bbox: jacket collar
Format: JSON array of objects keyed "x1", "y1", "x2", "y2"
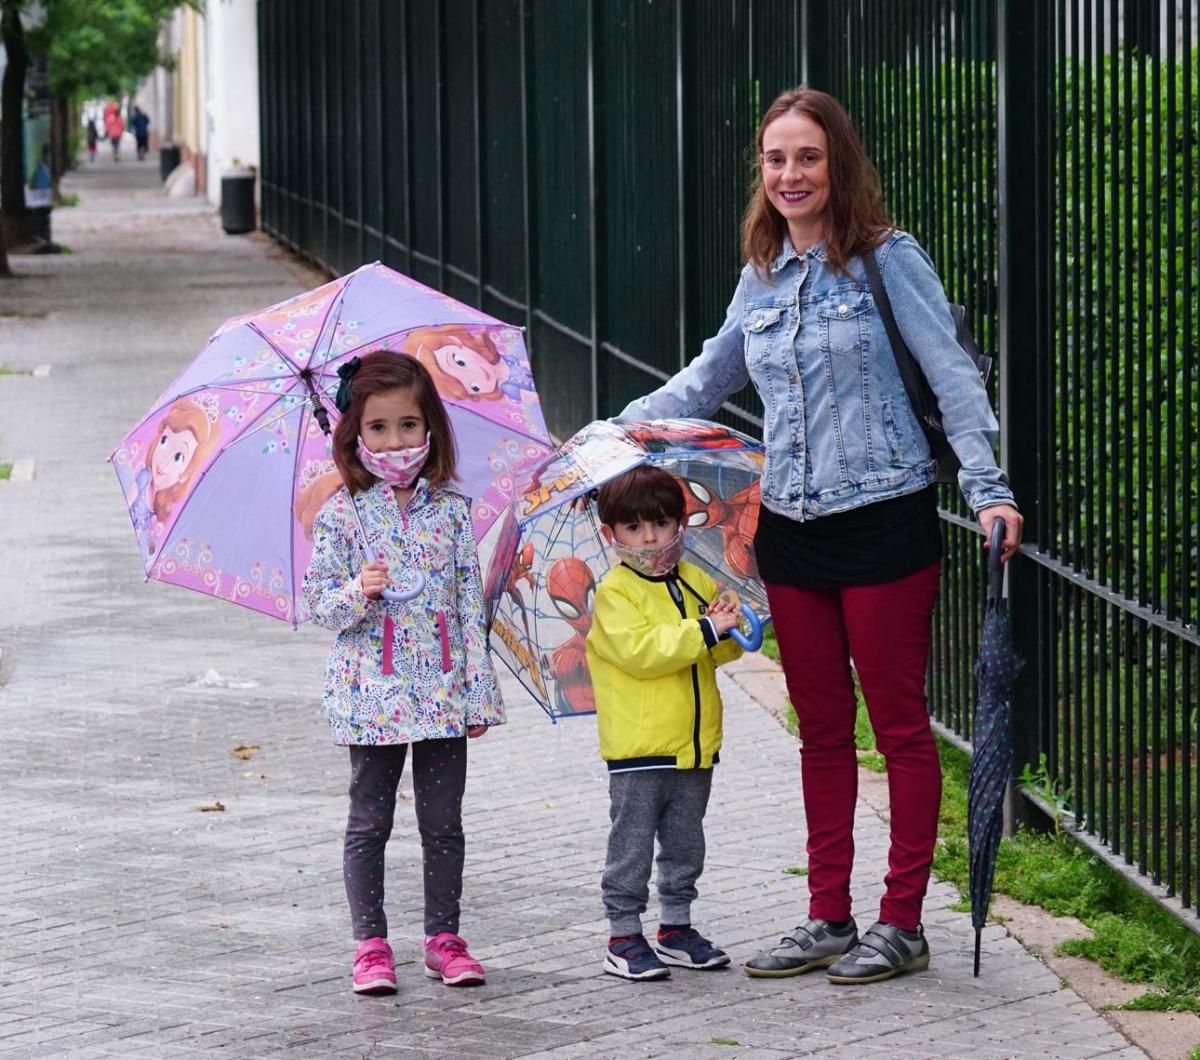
[{"x1": 770, "y1": 234, "x2": 828, "y2": 274}]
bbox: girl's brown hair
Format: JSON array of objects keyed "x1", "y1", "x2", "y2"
[
  {"x1": 595, "y1": 465, "x2": 685, "y2": 528},
  {"x1": 740, "y1": 86, "x2": 893, "y2": 276},
  {"x1": 331, "y1": 350, "x2": 458, "y2": 494}
]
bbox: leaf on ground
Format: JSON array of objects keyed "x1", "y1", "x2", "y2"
[
  {"x1": 231, "y1": 744, "x2": 260, "y2": 759},
  {"x1": 783, "y1": 866, "x2": 808, "y2": 876},
  {"x1": 198, "y1": 800, "x2": 226, "y2": 812}
]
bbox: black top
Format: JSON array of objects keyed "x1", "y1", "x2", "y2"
[{"x1": 754, "y1": 486, "x2": 943, "y2": 588}]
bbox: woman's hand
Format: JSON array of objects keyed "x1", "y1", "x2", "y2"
[
  {"x1": 467, "y1": 725, "x2": 489, "y2": 739},
  {"x1": 978, "y1": 504, "x2": 1024, "y2": 563},
  {"x1": 358, "y1": 560, "x2": 390, "y2": 600}
]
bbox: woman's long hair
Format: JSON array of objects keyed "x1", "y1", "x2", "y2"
[{"x1": 741, "y1": 87, "x2": 893, "y2": 277}]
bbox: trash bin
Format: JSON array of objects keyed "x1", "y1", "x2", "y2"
[
  {"x1": 159, "y1": 143, "x2": 181, "y2": 181},
  {"x1": 220, "y1": 168, "x2": 256, "y2": 235}
]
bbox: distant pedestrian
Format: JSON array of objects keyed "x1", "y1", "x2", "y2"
[
  {"x1": 586, "y1": 465, "x2": 743, "y2": 981},
  {"x1": 130, "y1": 106, "x2": 150, "y2": 161},
  {"x1": 302, "y1": 350, "x2": 505, "y2": 996},
  {"x1": 104, "y1": 103, "x2": 124, "y2": 161},
  {"x1": 86, "y1": 117, "x2": 98, "y2": 163}
]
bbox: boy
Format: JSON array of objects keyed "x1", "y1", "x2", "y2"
[{"x1": 586, "y1": 464, "x2": 744, "y2": 981}]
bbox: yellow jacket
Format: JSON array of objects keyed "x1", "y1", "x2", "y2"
[{"x1": 586, "y1": 560, "x2": 743, "y2": 771}]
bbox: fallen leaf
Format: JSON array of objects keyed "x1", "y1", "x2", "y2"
[
  {"x1": 231, "y1": 744, "x2": 260, "y2": 759},
  {"x1": 198, "y1": 800, "x2": 225, "y2": 812}
]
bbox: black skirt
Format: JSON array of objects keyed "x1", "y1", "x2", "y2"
[{"x1": 754, "y1": 486, "x2": 943, "y2": 589}]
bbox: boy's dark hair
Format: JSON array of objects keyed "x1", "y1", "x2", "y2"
[
  {"x1": 595, "y1": 465, "x2": 685, "y2": 527},
  {"x1": 331, "y1": 350, "x2": 458, "y2": 494}
]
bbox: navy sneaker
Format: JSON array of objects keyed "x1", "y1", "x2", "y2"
[
  {"x1": 654, "y1": 927, "x2": 731, "y2": 970},
  {"x1": 603, "y1": 934, "x2": 671, "y2": 981}
]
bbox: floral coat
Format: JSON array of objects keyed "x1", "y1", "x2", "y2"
[{"x1": 302, "y1": 479, "x2": 505, "y2": 745}]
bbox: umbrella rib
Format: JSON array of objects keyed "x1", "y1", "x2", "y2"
[
  {"x1": 246, "y1": 321, "x2": 305, "y2": 376},
  {"x1": 287, "y1": 402, "x2": 312, "y2": 629}
]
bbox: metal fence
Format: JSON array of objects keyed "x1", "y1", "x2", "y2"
[{"x1": 258, "y1": 0, "x2": 1199, "y2": 922}]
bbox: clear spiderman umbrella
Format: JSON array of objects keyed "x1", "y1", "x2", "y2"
[{"x1": 484, "y1": 418, "x2": 770, "y2": 720}]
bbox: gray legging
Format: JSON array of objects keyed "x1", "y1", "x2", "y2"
[{"x1": 343, "y1": 737, "x2": 467, "y2": 940}]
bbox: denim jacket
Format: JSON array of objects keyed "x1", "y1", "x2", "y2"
[{"x1": 620, "y1": 231, "x2": 1014, "y2": 520}]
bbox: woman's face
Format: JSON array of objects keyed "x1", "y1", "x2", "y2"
[{"x1": 760, "y1": 111, "x2": 830, "y2": 236}]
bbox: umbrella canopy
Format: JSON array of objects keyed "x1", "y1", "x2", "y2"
[
  {"x1": 967, "y1": 517, "x2": 1025, "y2": 976},
  {"x1": 484, "y1": 418, "x2": 769, "y2": 720},
  {"x1": 110, "y1": 262, "x2": 553, "y2": 625}
]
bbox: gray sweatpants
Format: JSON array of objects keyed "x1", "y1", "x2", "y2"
[
  {"x1": 601, "y1": 768, "x2": 714, "y2": 937},
  {"x1": 343, "y1": 737, "x2": 467, "y2": 940}
]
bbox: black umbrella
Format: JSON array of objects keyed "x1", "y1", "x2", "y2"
[{"x1": 968, "y1": 517, "x2": 1025, "y2": 976}]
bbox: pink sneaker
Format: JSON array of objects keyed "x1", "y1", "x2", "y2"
[
  {"x1": 353, "y1": 937, "x2": 397, "y2": 994},
  {"x1": 423, "y1": 932, "x2": 486, "y2": 986}
]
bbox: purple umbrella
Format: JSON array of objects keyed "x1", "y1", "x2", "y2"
[{"x1": 111, "y1": 262, "x2": 553, "y2": 625}]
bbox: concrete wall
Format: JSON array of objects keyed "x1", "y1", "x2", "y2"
[{"x1": 204, "y1": 0, "x2": 261, "y2": 209}]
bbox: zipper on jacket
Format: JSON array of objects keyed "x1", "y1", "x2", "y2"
[{"x1": 666, "y1": 575, "x2": 703, "y2": 769}]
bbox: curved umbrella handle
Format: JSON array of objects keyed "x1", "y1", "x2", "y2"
[
  {"x1": 381, "y1": 570, "x2": 427, "y2": 604},
  {"x1": 988, "y1": 517, "x2": 1006, "y2": 601},
  {"x1": 729, "y1": 603, "x2": 765, "y2": 652}
]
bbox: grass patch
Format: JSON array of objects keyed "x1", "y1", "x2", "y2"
[
  {"x1": 58, "y1": 192, "x2": 80, "y2": 207},
  {"x1": 783, "y1": 865, "x2": 808, "y2": 876},
  {"x1": 930, "y1": 736, "x2": 1200, "y2": 998},
  {"x1": 710, "y1": 1039, "x2": 739, "y2": 1047},
  {"x1": 0, "y1": 307, "x2": 48, "y2": 319},
  {"x1": 1115, "y1": 990, "x2": 1200, "y2": 1013},
  {"x1": 0, "y1": 365, "x2": 32, "y2": 376},
  {"x1": 761, "y1": 625, "x2": 778, "y2": 661},
  {"x1": 0, "y1": 464, "x2": 10, "y2": 481}
]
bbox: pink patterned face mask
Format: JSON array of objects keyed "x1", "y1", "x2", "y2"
[
  {"x1": 612, "y1": 525, "x2": 686, "y2": 577},
  {"x1": 356, "y1": 433, "x2": 431, "y2": 488}
]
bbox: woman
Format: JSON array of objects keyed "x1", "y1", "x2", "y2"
[{"x1": 618, "y1": 87, "x2": 1022, "y2": 985}]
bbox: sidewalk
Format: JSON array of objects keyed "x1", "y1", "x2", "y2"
[{"x1": 0, "y1": 156, "x2": 1144, "y2": 1059}]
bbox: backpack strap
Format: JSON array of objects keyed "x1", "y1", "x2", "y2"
[{"x1": 863, "y1": 247, "x2": 939, "y2": 436}]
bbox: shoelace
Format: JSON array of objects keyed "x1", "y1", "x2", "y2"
[
  {"x1": 435, "y1": 937, "x2": 469, "y2": 958},
  {"x1": 357, "y1": 948, "x2": 391, "y2": 971}
]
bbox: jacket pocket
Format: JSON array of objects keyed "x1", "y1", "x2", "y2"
[
  {"x1": 820, "y1": 290, "x2": 871, "y2": 355},
  {"x1": 743, "y1": 305, "x2": 786, "y2": 369}
]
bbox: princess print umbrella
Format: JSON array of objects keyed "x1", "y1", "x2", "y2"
[{"x1": 111, "y1": 262, "x2": 553, "y2": 624}]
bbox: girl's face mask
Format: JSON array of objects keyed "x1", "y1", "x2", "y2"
[
  {"x1": 356, "y1": 433, "x2": 431, "y2": 488},
  {"x1": 611, "y1": 524, "x2": 686, "y2": 578}
]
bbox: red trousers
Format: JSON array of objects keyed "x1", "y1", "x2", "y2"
[{"x1": 766, "y1": 561, "x2": 942, "y2": 932}]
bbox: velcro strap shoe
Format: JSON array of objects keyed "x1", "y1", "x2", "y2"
[
  {"x1": 743, "y1": 917, "x2": 858, "y2": 977},
  {"x1": 825, "y1": 921, "x2": 930, "y2": 984},
  {"x1": 654, "y1": 927, "x2": 731, "y2": 970},
  {"x1": 604, "y1": 934, "x2": 671, "y2": 981}
]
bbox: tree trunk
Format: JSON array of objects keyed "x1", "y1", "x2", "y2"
[
  {"x1": 1, "y1": 0, "x2": 30, "y2": 245},
  {"x1": 50, "y1": 95, "x2": 69, "y2": 203}
]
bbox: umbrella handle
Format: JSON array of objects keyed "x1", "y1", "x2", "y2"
[
  {"x1": 380, "y1": 570, "x2": 427, "y2": 604},
  {"x1": 988, "y1": 518, "x2": 1006, "y2": 601},
  {"x1": 729, "y1": 603, "x2": 765, "y2": 652}
]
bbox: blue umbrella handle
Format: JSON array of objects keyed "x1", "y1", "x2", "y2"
[
  {"x1": 381, "y1": 570, "x2": 427, "y2": 604},
  {"x1": 729, "y1": 603, "x2": 765, "y2": 652},
  {"x1": 988, "y1": 518, "x2": 1006, "y2": 601}
]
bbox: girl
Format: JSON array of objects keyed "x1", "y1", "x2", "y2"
[{"x1": 302, "y1": 350, "x2": 505, "y2": 995}]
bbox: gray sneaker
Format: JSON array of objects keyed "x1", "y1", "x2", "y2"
[
  {"x1": 825, "y1": 921, "x2": 930, "y2": 984},
  {"x1": 743, "y1": 917, "x2": 859, "y2": 978}
]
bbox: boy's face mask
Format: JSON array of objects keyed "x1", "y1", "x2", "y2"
[
  {"x1": 356, "y1": 433, "x2": 431, "y2": 488},
  {"x1": 611, "y1": 524, "x2": 686, "y2": 578}
]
